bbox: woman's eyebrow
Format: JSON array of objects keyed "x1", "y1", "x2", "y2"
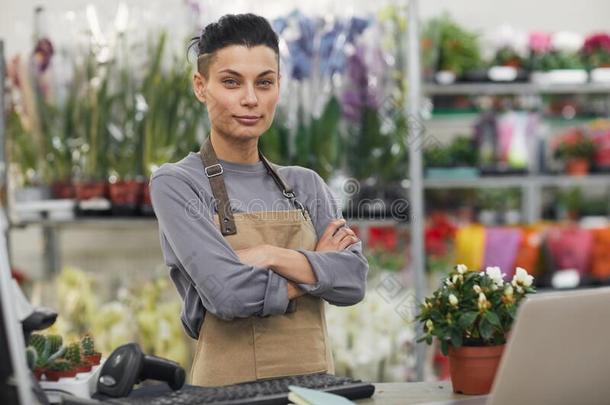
[{"x1": 217, "y1": 69, "x2": 276, "y2": 77}]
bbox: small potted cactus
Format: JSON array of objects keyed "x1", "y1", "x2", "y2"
[
  {"x1": 28, "y1": 333, "x2": 65, "y2": 380},
  {"x1": 64, "y1": 342, "x2": 91, "y2": 373},
  {"x1": 81, "y1": 334, "x2": 101, "y2": 366},
  {"x1": 45, "y1": 359, "x2": 76, "y2": 381}
]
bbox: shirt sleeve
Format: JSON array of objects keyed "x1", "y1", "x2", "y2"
[
  {"x1": 294, "y1": 172, "x2": 369, "y2": 306},
  {"x1": 150, "y1": 172, "x2": 291, "y2": 321}
]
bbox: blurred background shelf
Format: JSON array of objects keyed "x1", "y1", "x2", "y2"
[{"x1": 424, "y1": 82, "x2": 610, "y2": 96}]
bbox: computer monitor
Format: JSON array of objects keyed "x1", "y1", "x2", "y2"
[{"x1": 0, "y1": 208, "x2": 37, "y2": 405}]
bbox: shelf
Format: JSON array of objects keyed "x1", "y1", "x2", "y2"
[
  {"x1": 424, "y1": 82, "x2": 610, "y2": 96},
  {"x1": 423, "y1": 174, "x2": 610, "y2": 189}
]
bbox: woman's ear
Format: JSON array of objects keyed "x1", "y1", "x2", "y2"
[{"x1": 192, "y1": 71, "x2": 207, "y2": 104}]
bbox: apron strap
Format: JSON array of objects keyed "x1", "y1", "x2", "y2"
[
  {"x1": 258, "y1": 152, "x2": 308, "y2": 216},
  {"x1": 200, "y1": 137, "x2": 237, "y2": 236},
  {"x1": 199, "y1": 137, "x2": 309, "y2": 236}
]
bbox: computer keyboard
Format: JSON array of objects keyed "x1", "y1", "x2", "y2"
[{"x1": 106, "y1": 373, "x2": 375, "y2": 405}]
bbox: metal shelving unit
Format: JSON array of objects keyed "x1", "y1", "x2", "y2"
[{"x1": 425, "y1": 82, "x2": 610, "y2": 95}]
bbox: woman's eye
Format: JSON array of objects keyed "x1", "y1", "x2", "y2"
[
  {"x1": 223, "y1": 79, "x2": 238, "y2": 87},
  {"x1": 258, "y1": 79, "x2": 274, "y2": 87}
]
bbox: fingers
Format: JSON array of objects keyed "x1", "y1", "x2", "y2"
[
  {"x1": 320, "y1": 218, "x2": 346, "y2": 241},
  {"x1": 338, "y1": 234, "x2": 360, "y2": 250}
]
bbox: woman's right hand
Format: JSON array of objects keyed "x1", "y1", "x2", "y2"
[
  {"x1": 287, "y1": 280, "x2": 305, "y2": 300},
  {"x1": 315, "y1": 219, "x2": 360, "y2": 252}
]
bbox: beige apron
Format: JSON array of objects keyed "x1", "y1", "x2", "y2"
[{"x1": 190, "y1": 138, "x2": 335, "y2": 387}]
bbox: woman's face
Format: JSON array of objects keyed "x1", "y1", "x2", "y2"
[{"x1": 193, "y1": 45, "x2": 280, "y2": 142}]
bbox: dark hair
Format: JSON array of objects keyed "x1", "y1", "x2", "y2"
[{"x1": 188, "y1": 13, "x2": 279, "y2": 77}]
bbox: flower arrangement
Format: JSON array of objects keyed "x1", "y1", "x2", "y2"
[
  {"x1": 553, "y1": 130, "x2": 597, "y2": 161},
  {"x1": 417, "y1": 264, "x2": 535, "y2": 355},
  {"x1": 581, "y1": 33, "x2": 610, "y2": 69},
  {"x1": 487, "y1": 25, "x2": 528, "y2": 69},
  {"x1": 528, "y1": 31, "x2": 586, "y2": 71}
]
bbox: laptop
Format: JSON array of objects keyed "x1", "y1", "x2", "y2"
[{"x1": 425, "y1": 286, "x2": 610, "y2": 405}]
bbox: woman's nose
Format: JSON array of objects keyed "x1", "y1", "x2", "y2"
[{"x1": 240, "y1": 85, "x2": 258, "y2": 107}]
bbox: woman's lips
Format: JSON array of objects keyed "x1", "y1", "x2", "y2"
[{"x1": 233, "y1": 115, "x2": 262, "y2": 126}]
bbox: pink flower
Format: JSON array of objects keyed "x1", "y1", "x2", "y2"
[
  {"x1": 529, "y1": 31, "x2": 552, "y2": 54},
  {"x1": 583, "y1": 33, "x2": 610, "y2": 55}
]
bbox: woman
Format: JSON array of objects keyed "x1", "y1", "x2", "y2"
[{"x1": 150, "y1": 13, "x2": 369, "y2": 387}]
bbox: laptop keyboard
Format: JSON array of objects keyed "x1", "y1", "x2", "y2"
[{"x1": 106, "y1": 373, "x2": 375, "y2": 405}]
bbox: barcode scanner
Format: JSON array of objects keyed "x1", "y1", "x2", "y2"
[{"x1": 97, "y1": 342, "x2": 185, "y2": 398}]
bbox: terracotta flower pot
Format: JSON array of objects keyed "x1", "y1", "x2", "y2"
[
  {"x1": 140, "y1": 181, "x2": 154, "y2": 216},
  {"x1": 109, "y1": 180, "x2": 143, "y2": 215},
  {"x1": 33, "y1": 367, "x2": 45, "y2": 380},
  {"x1": 74, "y1": 180, "x2": 108, "y2": 201},
  {"x1": 566, "y1": 159, "x2": 590, "y2": 176},
  {"x1": 45, "y1": 368, "x2": 77, "y2": 381},
  {"x1": 51, "y1": 180, "x2": 76, "y2": 199},
  {"x1": 448, "y1": 344, "x2": 505, "y2": 395},
  {"x1": 84, "y1": 353, "x2": 102, "y2": 366},
  {"x1": 75, "y1": 362, "x2": 92, "y2": 373}
]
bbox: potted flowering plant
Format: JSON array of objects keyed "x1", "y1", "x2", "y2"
[
  {"x1": 553, "y1": 129, "x2": 597, "y2": 175},
  {"x1": 423, "y1": 14, "x2": 483, "y2": 84},
  {"x1": 529, "y1": 31, "x2": 587, "y2": 84},
  {"x1": 582, "y1": 33, "x2": 610, "y2": 83},
  {"x1": 416, "y1": 264, "x2": 536, "y2": 395},
  {"x1": 487, "y1": 25, "x2": 529, "y2": 82}
]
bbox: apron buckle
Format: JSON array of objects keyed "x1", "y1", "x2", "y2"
[{"x1": 205, "y1": 163, "x2": 224, "y2": 178}]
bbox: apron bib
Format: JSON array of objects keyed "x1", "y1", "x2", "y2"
[{"x1": 189, "y1": 137, "x2": 335, "y2": 386}]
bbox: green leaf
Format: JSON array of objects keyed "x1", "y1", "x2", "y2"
[
  {"x1": 484, "y1": 311, "x2": 501, "y2": 327},
  {"x1": 440, "y1": 339, "x2": 449, "y2": 356},
  {"x1": 450, "y1": 329, "x2": 463, "y2": 348},
  {"x1": 458, "y1": 311, "x2": 479, "y2": 329},
  {"x1": 479, "y1": 318, "x2": 493, "y2": 340}
]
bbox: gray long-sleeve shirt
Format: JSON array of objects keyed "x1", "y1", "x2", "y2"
[{"x1": 150, "y1": 151, "x2": 369, "y2": 339}]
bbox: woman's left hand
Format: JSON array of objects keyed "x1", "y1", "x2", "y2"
[{"x1": 235, "y1": 244, "x2": 274, "y2": 269}]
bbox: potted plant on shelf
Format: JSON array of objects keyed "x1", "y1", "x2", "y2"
[
  {"x1": 487, "y1": 25, "x2": 528, "y2": 82},
  {"x1": 529, "y1": 31, "x2": 587, "y2": 85},
  {"x1": 424, "y1": 136, "x2": 479, "y2": 179},
  {"x1": 416, "y1": 264, "x2": 536, "y2": 395},
  {"x1": 64, "y1": 341, "x2": 91, "y2": 373},
  {"x1": 45, "y1": 359, "x2": 77, "y2": 381},
  {"x1": 553, "y1": 129, "x2": 597, "y2": 175},
  {"x1": 81, "y1": 334, "x2": 102, "y2": 366},
  {"x1": 28, "y1": 333, "x2": 65, "y2": 380},
  {"x1": 581, "y1": 33, "x2": 610, "y2": 83},
  {"x1": 424, "y1": 14, "x2": 483, "y2": 84},
  {"x1": 138, "y1": 32, "x2": 204, "y2": 216}
]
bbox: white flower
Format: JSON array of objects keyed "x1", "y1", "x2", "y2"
[
  {"x1": 552, "y1": 31, "x2": 584, "y2": 53},
  {"x1": 473, "y1": 284, "x2": 482, "y2": 294},
  {"x1": 504, "y1": 284, "x2": 514, "y2": 297},
  {"x1": 449, "y1": 294, "x2": 459, "y2": 306},
  {"x1": 445, "y1": 278, "x2": 454, "y2": 287},
  {"x1": 477, "y1": 292, "x2": 488, "y2": 311},
  {"x1": 486, "y1": 266, "x2": 505, "y2": 287},
  {"x1": 451, "y1": 274, "x2": 459, "y2": 284},
  {"x1": 512, "y1": 267, "x2": 534, "y2": 288},
  {"x1": 425, "y1": 319, "x2": 434, "y2": 332},
  {"x1": 456, "y1": 264, "x2": 468, "y2": 274}
]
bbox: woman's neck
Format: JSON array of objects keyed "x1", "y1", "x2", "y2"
[{"x1": 209, "y1": 131, "x2": 260, "y2": 164}]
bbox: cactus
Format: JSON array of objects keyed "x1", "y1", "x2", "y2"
[
  {"x1": 80, "y1": 334, "x2": 94, "y2": 356},
  {"x1": 63, "y1": 343, "x2": 82, "y2": 365},
  {"x1": 29, "y1": 334, "x2": 50, "y2": 367},
  {"x1": 47, "y1": 358, "x2": 72, "y2": 371},
  {"x1": 47, "y1": 335, "x2": 63, "y2": 355},
  {"x1": 28, "y1": 334, "x2": 47, "y2": 357},
  {"x1": 25, "y1": 346, "x2": 38, "y2": 370}
]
